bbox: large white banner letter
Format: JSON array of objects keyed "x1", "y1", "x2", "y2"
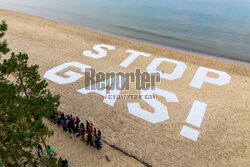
[
  {"x1": 147, "y1": 58, "x2": 186, "y2": 80},
  {"x1": 120, "y1": 50, "x2": 151, "y2": 68},
  {"x1": 127, "y1": 88, "x2": 178, "y2": 124},
  {"x1": 43, "y1": 62, "x2": 91, "y2": 84},
  {"x1": 190, "y1": 66, "x2": 231, "y2": 89},
  {"x1": 83, "y1": 44, "x2": 115, "y2": 59}
]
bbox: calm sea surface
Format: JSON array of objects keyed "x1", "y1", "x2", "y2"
[{"x1": 0, "y1": 0, "x2": 250, "y2": 62}]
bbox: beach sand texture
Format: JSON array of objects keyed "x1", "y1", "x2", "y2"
[{"x1": 1, "y1": 9, "x2": 250, "y2": 167}]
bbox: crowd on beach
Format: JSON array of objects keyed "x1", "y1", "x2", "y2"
[
  {"x1": 34, "y1": 144, "x2": 68, "y2": 167},
  {"x1": 33, "y1": 109, "x2": 103, "y2": 167},
  {"x1": 49, "y1": 109, "x2": 103, "y2": 150}
]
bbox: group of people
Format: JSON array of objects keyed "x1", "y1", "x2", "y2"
[
  {"x1": 34, "y1": 144, "x2": 68, "y2": 167},
  {"x1": 49, "y1": 110, "x2": 103, "y2": 150},
  {"x1": 34, "y1": 144, "x2": 56, "y2": 158}
]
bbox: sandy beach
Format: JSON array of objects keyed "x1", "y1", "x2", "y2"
[{"x1": 0, "y1": 9, "x2": 249, "y2": 166}]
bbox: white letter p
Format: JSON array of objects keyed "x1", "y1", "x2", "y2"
[{"x1": 190, "y1": 66, "x2": 231, "y2": 89}]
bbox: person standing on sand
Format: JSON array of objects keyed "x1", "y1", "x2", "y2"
[
  {"x1": 97, "y1": 130, "x2": 102, "y2": 148},
  {"x1": 55, "y1": 111, "x2": 59, "y2": 125},
  {"x1": 60, "y1": 112, "x2": 64, "y2": 120},
  {"x1": 57, "y1": 111, "x2": 62, "y2": 126},
  {"x1": 59, "y1": 157, "x2": 68, "y2": 167},
  {"x1": 49, "y1": 109, "x2": 56, "y2": 123},
  {"x1": 89, "y1": 122, "x2": 93, "y2": 133},
  {"x1": 67, "y1": 115, "x2": 72, "y2": 133},
  {"x1": 95, "y1": 135, "x2": 101, "y2": 150},
  {"x1": 37, "y1": 144, "x2": 43, "y2": 158},
  {"x1": 76, "y1": 126, "x2": 84, "y2": 137},
  {"x1": 44, "y1": 145, "x2": 57, "y2": 156},
  {"x1": 74, "y1": 117, "x2": 80, "y2": 134},
  {"x1": 79, "y1": 122, "x2": 84, "y2": 128},
  {"x1": 79, "y1": 126, "x2": 85, "y2": 140},
  {"x1": 84, "y1": 131, "x2": 88, "y2": 142},
  {"x1": 70, "y1": 117, "x2": 75, "y2": 133},
  {"x1": 48, "y1": 145, "x2": 57, "y2": 156},
  {"x1": 87, "y1": 131, "x2": 92, "y2": 146},
  {"x1": 61, "y1": 118, "x2": 67, "y2": 132},
  {"x1": 98, "y1": 130, "x2": 101, "y2": 139},
  {"x1": 86, "y1": 120, "x2": 90, "y2": 133}
]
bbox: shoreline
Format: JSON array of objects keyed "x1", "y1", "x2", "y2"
[
  {"x1": 1, "y1": 8, "x2": 249, "y2": 167},
  {"x1": 1, "y1": 7, "x2": 249, "y2": 67}
]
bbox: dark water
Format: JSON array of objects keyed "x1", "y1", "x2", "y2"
[{"x1": 0, "y1": 0, "x2": 250, "y2": 62}]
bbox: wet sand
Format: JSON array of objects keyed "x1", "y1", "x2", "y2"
[{"x1": 1, "y1": 9, "x2": 249, "y2": 167}]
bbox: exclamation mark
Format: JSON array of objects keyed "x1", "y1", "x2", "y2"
[{"x1": 180, "y1": 100, "x2": 207, "y2": 141}]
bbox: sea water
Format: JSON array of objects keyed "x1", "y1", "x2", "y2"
[{"x1": 0, "y1": 0, "x2": 250, "y2": 62}]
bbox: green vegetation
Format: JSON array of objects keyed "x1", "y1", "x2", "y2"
[{"x1": 0, "y1": 21, "x2": 61, "y2": 166}]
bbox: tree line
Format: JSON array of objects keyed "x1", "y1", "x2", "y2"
[{"x1": 0, "y1": 20, "x2": 61, "y2": 166}]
